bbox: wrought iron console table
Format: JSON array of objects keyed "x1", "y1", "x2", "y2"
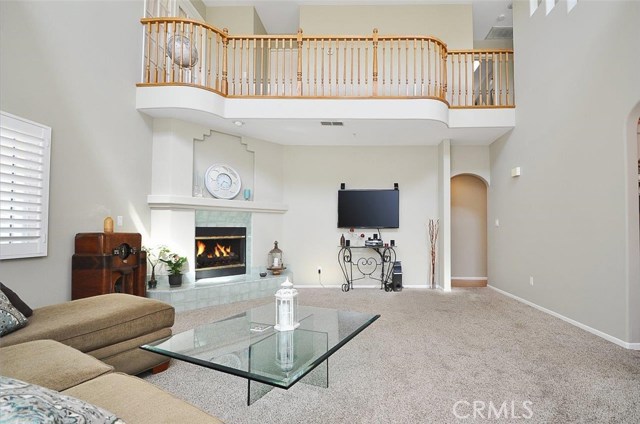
[{"x1": 338, "y1": 245, "x2": 397, "y2": 292}]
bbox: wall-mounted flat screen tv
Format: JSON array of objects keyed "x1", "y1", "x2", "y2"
[{"x1": 337, "y1": 189, "x2": 399, "y2": 229}]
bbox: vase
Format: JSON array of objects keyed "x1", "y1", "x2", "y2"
[
  {"x1": 148, "y1": 279, "x2": 157, "y2": 289},
  {"x1": 168, "y1": 274, "x2": 183, "y2": 287}
]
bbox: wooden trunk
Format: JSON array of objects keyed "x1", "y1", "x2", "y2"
[{"x1": 72, "y1": 232, "x2": 147, "y2": 300}]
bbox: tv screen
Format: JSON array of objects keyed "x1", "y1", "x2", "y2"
[{"x1": 337, "y1": 189, "x2": 399, "y2": 229}]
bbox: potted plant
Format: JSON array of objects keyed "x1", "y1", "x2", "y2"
[
  {"x1": 160, "y1": 250, "x2": 188, "y2": 287},
  {"x1": 142, "y1": 245, "x2": 170, "y2": 289}
]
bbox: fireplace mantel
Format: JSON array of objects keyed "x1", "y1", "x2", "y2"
[{"x1": 147, "y1": 195, "x2": 288, "y2": 214}]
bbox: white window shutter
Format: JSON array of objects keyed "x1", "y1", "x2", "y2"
[{"x1": 0, "y1": 111, "x2": 51, "y2": 260}]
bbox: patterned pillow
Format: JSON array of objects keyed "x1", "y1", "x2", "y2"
[
  {"x1": 0, "y1": 283, "x2": 33, "y2": 317},
  {"x1": 0, "y1": 376, "x2": 125, "y2": 423},
  {"x1": 0, "y1": 291, "x2": 28, "y2": 337}
]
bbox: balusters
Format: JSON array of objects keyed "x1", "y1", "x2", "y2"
[
  {"x1": 139, "y1": 18, "x2": 513, "y2": 106},
  {"x1": 508, "y1": 52, "x2": 513, "y2": 105},
  {"x1": 297, "y1": 29, "x2": 303, "y2": 96},
  {"x1": 221, "y1": 28, "x2": 229, "y2": 95}
]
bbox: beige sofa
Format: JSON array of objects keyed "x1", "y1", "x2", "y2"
[
  {"x1": 0, "y1": 293, "x2": 174, "y2": 375},
  {"x1": 0, "y1": 340, "x2": 223, "y2": 423}
]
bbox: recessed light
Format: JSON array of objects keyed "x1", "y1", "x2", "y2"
[{"x1": 233, "y1": 120, "x2": 244, "y2": 127}]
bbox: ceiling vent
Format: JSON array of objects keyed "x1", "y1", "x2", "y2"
[
  {"x1": 485, "y1": 26, "x2": 513, "y2": 40},
  {"x1": 320, "y1": 121, "x2": 344, "y2": 126}
]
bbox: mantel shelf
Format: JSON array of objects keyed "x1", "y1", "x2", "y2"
[{"x1": 147, "y1": 195, "x2": 288, "y2": 214}]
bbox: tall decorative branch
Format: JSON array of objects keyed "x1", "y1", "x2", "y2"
[{"x1": 428, "y1": 219, "x2": 440, "y2": 289}]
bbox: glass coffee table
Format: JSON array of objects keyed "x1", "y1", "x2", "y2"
[{"x1": 141, "y1": 303, "x2": 380, "y2": 405}]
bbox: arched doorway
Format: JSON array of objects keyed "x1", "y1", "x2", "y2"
[
  {"x1": 627, "y1": 107, "x2": 640, "y2": 344},
  {"x1": 451, "y1": 174, "x2": 487, "y2": 287}
]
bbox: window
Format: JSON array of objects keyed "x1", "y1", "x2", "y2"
[
  {"x1": 0, "y1": 111, "x2": 51, "y2": 260},
  {"x1": 530, "y1": 0, "x2": 543, "y2": 16}
]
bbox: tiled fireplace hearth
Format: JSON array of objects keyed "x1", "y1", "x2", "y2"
[
  {"x1": 146, "y1": 270, "x2": 292, "y2": 313},
  {"x1": 146, "y1": 209, "x2": 290, "y2": 312}
]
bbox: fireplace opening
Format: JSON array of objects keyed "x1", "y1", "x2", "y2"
[{"x1": 195, "y1": 227, "x2": 246, "y2": 279}]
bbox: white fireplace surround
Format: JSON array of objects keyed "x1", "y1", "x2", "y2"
[{"x1": 148, "y1": 119, "x2": 287, "y2": 285}]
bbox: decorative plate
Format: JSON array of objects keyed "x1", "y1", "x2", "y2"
[{"x1": 204, "y1": 164, "x2": 242, "y2": 199}]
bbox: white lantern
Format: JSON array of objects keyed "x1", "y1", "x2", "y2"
[
  {"x1": 276, "y1": 330, "x2": 295, "y2": 372},
  {"x1": 274, "y1": 278, "x2": 299, "y2": 331}
]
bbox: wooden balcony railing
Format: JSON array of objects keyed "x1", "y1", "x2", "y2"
[{"x1": 139, "y1": 17, "x2": 514, "y2": 107}]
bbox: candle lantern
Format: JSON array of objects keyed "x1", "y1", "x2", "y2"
[
  {"x1": 267, "y1": 241, "x2": 284, "y2": 275},
  {"x1": 274, "y1": 278, "x2": 299, "y2": 332}
]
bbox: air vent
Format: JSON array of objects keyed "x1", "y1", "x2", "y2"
[
  {"x1": 320, "y1": 121, "x2": 344, "y2": 126},
  {"x1": 485, "y1": 26, "x2": 513, "y2": 40}
]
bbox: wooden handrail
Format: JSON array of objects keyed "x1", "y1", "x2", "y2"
[{"x1": 138, "y1": 17, "x2": 514, "y2": 107}]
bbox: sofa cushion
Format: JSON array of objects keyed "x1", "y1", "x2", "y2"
[
  {"x1": 0, "y1": 293, "x2": 174, "y2": 352},
  {"x1": 0, "y1": 340, "x2": 113, "y2": 391},
  {"x1": 87, "y1": 328, "x2": 172, "y2": 375},
  {"x1": 63, "y1": 373, "x2": 223, "y2": 424},
  {"x1": 0, "y1": 291, "x2": 28, "y2": 337},
  {"x1": 0, "y1": 283, "x2": 33, "y2": 317},
  {"x1": 0, "y1": 375, "x2": 124, "y2": 424}
]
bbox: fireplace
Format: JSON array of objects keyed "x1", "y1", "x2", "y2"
[{"x1": 195, "y1": 227, "x2": 247, "y2": 279}]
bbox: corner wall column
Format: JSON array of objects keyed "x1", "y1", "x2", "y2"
[
  {"x1": 149, "y1": 119, "x2": 209, "y2": 283},
  {"x1": 438, "y1": 139, "x2": 452, "y2": 292}
]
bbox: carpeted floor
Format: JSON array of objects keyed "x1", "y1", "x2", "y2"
[{"x1": 142, "y1": 288, "x2": 640, "y2": 423}]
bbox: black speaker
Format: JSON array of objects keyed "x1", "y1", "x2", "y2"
[
  {"x1": 394, "y1": 183, "x2": 399, "y2": 190},
  {"x1": 392, "y1": 261, "x2": 402, "y2": 292},
  {"x1": 340, "y1": 183, "x2": 345, "y2": 190}
]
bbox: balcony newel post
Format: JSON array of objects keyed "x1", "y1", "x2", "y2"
[
  {"x1": 221, "y1": 28, "x2": 229, "y2": 95},
  {"x1": 297, "y1": 28, "x2": 303, "y2": 96},
  {"x1": 372, "y1": 28, "x2": 379, "y2": 96},
  {"x1": 442, "y1": 46, "x2": 448, "y2": 100}
]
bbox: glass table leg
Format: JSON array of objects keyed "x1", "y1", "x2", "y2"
[{"x1": 247, "y1": 379, "x2": 274, "y2": 406}]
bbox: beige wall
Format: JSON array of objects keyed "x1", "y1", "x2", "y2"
[
  {"x1": 189, "y1": 0, "x2": 206, "y2": 19},
  {"x1": 299, "y1": 4, "x2": 473, "y2": 49},
  {"x1": 451, "y1": 145, "x2": 491, "y2": 185},
  {"x1": 0, "y1": 0, "x2": 153, "y2": 307},
  {"x1": 253, "y1": 7, "x2": 267, "y2": 35},
  {"x1": 205, "y1": 6, "x2": 257, "y2": 34},
  {"x1": 488, "y1": 0, "x2": 640, "y2": 343},
  {"x1": 451, "y1": 175, "x2": 487, "y2": 278},
  {"x1": 281, "y1": 145, "x2": 438, "y2": 288}
]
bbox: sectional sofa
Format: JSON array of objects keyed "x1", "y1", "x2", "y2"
[{"x1": 0, "y1": 290, "x2": 223, "y2": 422}]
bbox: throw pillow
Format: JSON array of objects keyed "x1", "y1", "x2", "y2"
[
  {"x1": 0, "y1": 376, "x2": 125, "y2": 424},
  {"x1": 0, "y1": 282, "x2": 33, "y2": 317},
  {"x1": 0, "y1": 291, "x2": 28, "y2": 337}
]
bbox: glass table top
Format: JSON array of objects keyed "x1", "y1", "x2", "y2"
[{"x1": 141, "y1": 303, "x2": 380, "y2": 389}]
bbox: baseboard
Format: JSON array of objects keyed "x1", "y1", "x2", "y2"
[
  {"x1": 488, "y1": 285, "x2": 640, "y2": 350},
  {"x1": 452, "y1": 277, "x2": 487, "y2": 288}
]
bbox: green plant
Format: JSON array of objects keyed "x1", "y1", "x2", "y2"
[
  {"x1": 142, "y1": 245, "x2": 170, "y2": 282},
  {"x1": 160, "y1": 251, "x2": 187, "y2": 275}
]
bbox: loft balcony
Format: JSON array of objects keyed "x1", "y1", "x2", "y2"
[{"x1": 136, "y1": 18, "x2": 515, "y2": 145}]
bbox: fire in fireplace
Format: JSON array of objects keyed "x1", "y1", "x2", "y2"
[{"x1": 195, "y1": 227, "x2": 246, "y2": 279}]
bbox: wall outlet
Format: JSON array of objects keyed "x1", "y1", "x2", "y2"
[
  {"x1": 116, "y1": 216, "x2": 123, "y2": 227},
  {"x1": 529, "y1": 276, "x2": 534, "y2": 286}
]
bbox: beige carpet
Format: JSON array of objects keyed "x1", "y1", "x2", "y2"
[{"x1": 142, "y1": 288, "x2": 640, "y2": 423}]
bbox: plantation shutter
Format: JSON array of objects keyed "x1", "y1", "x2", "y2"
[{"x1": 0, "y1": 111, "x2": 51, "y2": 260}]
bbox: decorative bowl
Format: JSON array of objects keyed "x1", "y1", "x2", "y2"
[{"x1": 259, "y1": 272, "x2": 267, "y2": 277}]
